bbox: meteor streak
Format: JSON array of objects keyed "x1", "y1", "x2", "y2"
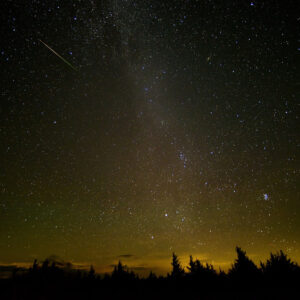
[{"x1": 39, "y1": 39, "x2": 77, "y2": 71}]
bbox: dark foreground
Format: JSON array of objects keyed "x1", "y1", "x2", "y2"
[
  {"x1": 1, "y1": 277, "x2": 298, "y2": 300},
  {"x1": 1, "y1": 248, "x2": 299, "y2": 300}
]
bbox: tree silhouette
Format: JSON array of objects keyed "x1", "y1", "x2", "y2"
[
  {"x1": 88, "y1": 265, "x2": 95, "y2": 280},
  {"x1": 228, "y1": 246, "x2": 261, "y2": 284},
  {"x1": 261, "y1": 250, "x2": 300, "y2": 285},
  {"x1": 187, "y1": 255, "x2": 217, "y2": 283},
  {"x1": 29, "y1": 259, "x2": 39, "y2": 278},
  {"x1": 41, "y1": 259, "x2": 49, "y2": 271},
  {"x1": 147, "y1": 271, "x2": 157, "y2": 281},
  {"x1": 32, "y1": 259, "x2": 38, "y2": 272},
  {"x1": 170, "y1": 253, "x2": 184, "y2": 279},
  {"x1": 2, "y1": 247, "x2": 300, "y2": 300},
  {"x1": 187, "y1": 255, "x2": 197, "y2": 274},
  {"x1": 111, "y1": 261, "x2": 136, "y2": 281}
]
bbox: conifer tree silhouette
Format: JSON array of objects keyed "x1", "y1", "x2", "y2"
[
  {"x1": 88, "y1": 265, "x2": 95, "y2": 280},
  {"x1": 112, "y1": 261, "x2": 136, "y2": 281},
  {"x1": 261, "y1": 250, "x2": 300, "y2": 285},
  {"x1": 31, "y1": 259, "x2": 38, "y2": 275},
  {"x1": 147, "y1": 271, "x2": 157, "y2": 280},
  {"x1": 187, "y1": 255, "x2": 197, "y2": 274},
  {"x1": 2, "y1": 248, "x2": 300, "y2": 300},
  {"x1": 228, "y1": 246, "x2": 260, "y2": 284},
  {"x1": 170, "y1": 253, "x2": 184, "y2": 279},
  {"x1": 187, "y1": 255, "x2": 217, "y2": 283}
]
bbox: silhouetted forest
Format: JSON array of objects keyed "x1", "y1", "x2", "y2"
[{"x1": 0, "y1": 247, "x2": 299, "y2": 300}]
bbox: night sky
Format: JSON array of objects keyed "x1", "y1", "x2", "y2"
[{"x1": 1, "y1": 0, "x2": 299, "y2": 275}]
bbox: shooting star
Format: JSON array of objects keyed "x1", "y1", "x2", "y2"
[{"x1": 39, "y1": 39, "x2": 77, "y2": 71}]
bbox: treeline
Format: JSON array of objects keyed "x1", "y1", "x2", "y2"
[{"x1": 1, "y1": 247, "x2": 299, "y2": 299}]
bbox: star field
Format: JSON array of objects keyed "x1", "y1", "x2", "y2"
[{"x1": 0, "y1": 0, "x2": 299, "y2": 275}]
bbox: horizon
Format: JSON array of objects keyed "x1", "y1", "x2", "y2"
[{"x1": 1, "y1": 247, "x2": 299, "y2": 278}]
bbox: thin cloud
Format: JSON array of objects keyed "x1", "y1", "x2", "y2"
[{"x1": 117, "y1": 254, "x2": 135, "y2": 258}]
